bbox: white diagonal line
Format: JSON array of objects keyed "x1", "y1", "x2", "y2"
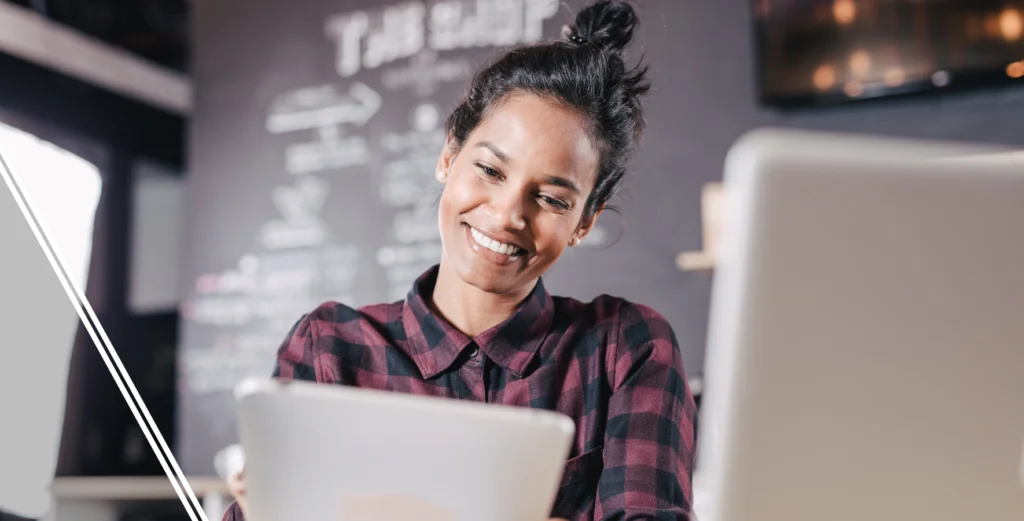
[{"x1": 0, "y1": 149, "x2": 208, "y2": 521}]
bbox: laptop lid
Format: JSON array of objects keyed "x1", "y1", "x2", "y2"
[{"x1": 698, "y1": 128, "x2": 1024, "y2": 521}]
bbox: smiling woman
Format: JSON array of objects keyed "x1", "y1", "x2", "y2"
[
  {"x1": 434, "y1": 95, "x2": 600, "y2": 300},
  {"x1": 224, "y1": 1, "x2": 698, "y2": 520}
]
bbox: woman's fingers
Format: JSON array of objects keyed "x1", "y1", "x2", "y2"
[
  {"x1": 227, "y1": 468, "x2": 245, "y2": 494},
  {"x1": 226, "y1": 468, "x2": 248, "y2": 515}
]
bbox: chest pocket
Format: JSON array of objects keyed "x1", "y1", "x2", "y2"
[{"x1": 550, "y1": 446, "x2": 604, "y2": 519}]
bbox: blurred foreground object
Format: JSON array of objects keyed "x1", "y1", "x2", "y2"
[
  {"x1": 0, "y1": 121, "x2": 101, "y2": 518},
  {"x1": 698, "y1": 128, "x2": 1024, "y2": 521}
]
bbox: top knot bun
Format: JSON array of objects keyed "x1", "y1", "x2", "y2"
[{"x1": 564, "y1": 0, "x2": 638, "y2": 54}]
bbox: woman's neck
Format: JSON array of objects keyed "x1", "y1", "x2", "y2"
[{"x1": 431, "y1": 260, "x2": 536, "y2": 338}]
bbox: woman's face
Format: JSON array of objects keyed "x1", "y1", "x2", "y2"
[{"x1": 436, "y1": 94, "x2": 602, "y2": 295}]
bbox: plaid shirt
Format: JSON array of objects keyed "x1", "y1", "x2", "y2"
[{"x1": 224, "y1": 266, "x2": 697, "y2": 521}]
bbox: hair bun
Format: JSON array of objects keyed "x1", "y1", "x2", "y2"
[{"x1": 564, "y1": 1, "x2": 638, "y2": 54}]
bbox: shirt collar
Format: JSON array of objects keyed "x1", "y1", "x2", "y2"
[{"x1": 401, "y1": 265, "x2": 555, "y2": 379}]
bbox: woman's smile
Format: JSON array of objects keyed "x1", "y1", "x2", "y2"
[{"x1": 465, "y1": 224, "x2": 528, "y2": 266}]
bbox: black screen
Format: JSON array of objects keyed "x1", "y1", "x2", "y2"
[{"x1": 757, "y1": 0, "x2": 1024, "y2": 105}]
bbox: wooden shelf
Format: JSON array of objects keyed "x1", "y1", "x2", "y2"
[
  {"x1": 51, "y1": 476, "x2": 228, "y2": 500},
  {"x1": 676, "y1": 251, "x2": 715, "y2": 273},
  {"x1": 678, "y1": 182, "x2": 722, "y2": 273},
  {"x1": 48, "y1": 477, "x2": 233, "y2": 521}
]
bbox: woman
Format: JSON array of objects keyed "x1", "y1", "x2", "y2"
[{"x1": 225, "y1": 1, "x2": 697, "y2": 519}]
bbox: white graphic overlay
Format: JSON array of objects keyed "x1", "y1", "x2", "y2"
[{"x1": 0, "y1": 139, "x2": 207, "y2": 520}]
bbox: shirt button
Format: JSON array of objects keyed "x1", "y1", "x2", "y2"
[{"x1": 468, "y1": 347, "x2": 480, "y2": 358}]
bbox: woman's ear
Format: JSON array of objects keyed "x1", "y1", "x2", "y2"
[
  {"x1": 435, "y1": 134, "x2": 459, "y2": 183},
  {"x1": 570, "y1": 205, "x2": 604, "y2": 246}
]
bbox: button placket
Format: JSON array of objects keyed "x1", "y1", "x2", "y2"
[
  {"x1": 459, "y1": 343, "x2": 486, "y2": 401},
  {"x1": 464, "y1": 342, "x2": 485, "y2": 369}
]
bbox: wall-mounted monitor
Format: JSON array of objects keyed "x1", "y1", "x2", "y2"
[{"x1": 756, "y1": 0, "x2": 1024, "y2": 106}]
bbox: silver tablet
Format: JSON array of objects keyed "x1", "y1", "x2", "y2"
[{"x1": 235, "y1": 378, "x2": 575, "y2": 521}]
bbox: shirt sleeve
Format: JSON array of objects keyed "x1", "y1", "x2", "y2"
[
  {"x1": 222, "y1": 500, "x2": 244, "y2": 521},
  {"x1": 595, "y1": 301, "x2": 699, "y2": 521},
  {"x1": 271, "y1": 312, "x2": 322, "y2": 382}
]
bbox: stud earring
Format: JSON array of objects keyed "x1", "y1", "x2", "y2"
[{"x1": 569, "y1": 237, "x2": 581, "y2": 246}]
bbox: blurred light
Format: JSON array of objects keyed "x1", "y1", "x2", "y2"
[
  {"x1": 931, "y1": 70, "x2": 951, "y2": 87},
  {"x1": 883, "y1": 67, "x2": 906, "y2": 87},
  {"x1": 833, "y1": 0, "x2": 856, "y2": 25},
  {"x1": 196, "y1": 274, "x2": 219, "y2": 294},
  {"x1": 843, "y1": 81, "x2": 864, "y2": 97},
  {"x1": 813, "y1": 64, "x2": 837, "y2": 91},
  {"x1": 848, "y1": 50, "x2": 872, "y2": 76},
  {"x1": 1007, "y1": 61, "x2": 1024, "y2": 79},
  {"x1": 999, "y1": 8, "x2": 1023, "y2": 41},
  {"x1": 986, "y1": 16, "x2": 1001, "y2": 37},
  {"x1": 965, "y1": 18, "x2": 980, "y2": 40}
]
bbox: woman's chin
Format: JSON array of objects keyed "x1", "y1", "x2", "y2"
[
  {"x1": 452, "y1": 259, "x2": 530, "y2": 296},
  {"x1": 458, "y1": 264, "x2": 515, "y2": 293}
]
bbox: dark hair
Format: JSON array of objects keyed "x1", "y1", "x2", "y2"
[{"x1": 444, "y1": 0, "x2": 650, "y2": 219}]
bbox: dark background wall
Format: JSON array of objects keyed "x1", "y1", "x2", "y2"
[{"x1": 179, "y1": 0, "x2": 1024, "y2": 475}]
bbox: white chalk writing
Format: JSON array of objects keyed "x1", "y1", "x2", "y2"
[{"x1": 326, "y1": 0, "x2": 559, "y2": 77}]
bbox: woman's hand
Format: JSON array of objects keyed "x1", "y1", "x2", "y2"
[{"x1": 226, "y1": 466, "x2": 248, "y2": 517}]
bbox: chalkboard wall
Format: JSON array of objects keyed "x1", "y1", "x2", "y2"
[
  {"x1": 181, "y1": 0, "x2": 618, "y2": 475},
  {"x1": 181, "y1": 0, "x2": 1024, "y2": 475}
]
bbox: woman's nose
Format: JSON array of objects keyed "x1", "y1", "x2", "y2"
[{"x1": 488, "y1": 190, "x2": 527, "y2": 230}]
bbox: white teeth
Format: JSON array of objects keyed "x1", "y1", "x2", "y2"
[{"x1": 470, "y1": 227, "x2": 522, "y2": 257}]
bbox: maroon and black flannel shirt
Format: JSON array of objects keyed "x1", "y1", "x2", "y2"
[{"x1": 224, "y1": 266, "x2": 697, "y2": 521}]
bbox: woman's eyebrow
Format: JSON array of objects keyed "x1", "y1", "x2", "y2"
[
  {"x1": 474, "y1": 141, "x2": 580, "y2": 193},
  {"x1": 544, "y1": 175, "x2": 581, "y2": 194},
  {"x1": 474, "y1": 141, "x2": 511, "y2": 164}
]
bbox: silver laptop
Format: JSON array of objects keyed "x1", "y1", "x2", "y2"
[
  {"x1": 234, "y1": 378, "x2": 575, "y2": 521},
  {"x1": 697, "y1": 128, "x2": 1024, "y2": 521}
]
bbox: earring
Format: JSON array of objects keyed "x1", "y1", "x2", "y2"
[{"x1": 569, "y1": 237, "x2": 581, "y2": 246}]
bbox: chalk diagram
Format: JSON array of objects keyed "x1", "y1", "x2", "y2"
[
  {"x1": 266, "y1": 82, "x2": 382, "y2": 175},
  {"x1": 376, "y1": 102, "x2": 448, "y2": 300},
  {"x1": 260, "y1": 176, "x2": 331, "y2": 250},
  {"x1": 381, "y1": 49, "x2": 472, "y2": 97}
]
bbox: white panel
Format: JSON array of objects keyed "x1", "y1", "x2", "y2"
[
  {"x1": 130, "y1": 162, "x2": 185, "y2": 313},
  {"x1": 0, "y1": 120, "x2": 102, "y2": 519}
]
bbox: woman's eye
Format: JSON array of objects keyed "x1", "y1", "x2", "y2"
[
  {"x1": 476, "y1": 163, "x2": 501, "y2": 179},
  {"x1": 540, "y1": 195, "x2": 570, "y2": 211}
]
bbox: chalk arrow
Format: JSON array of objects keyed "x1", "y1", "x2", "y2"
[{"x1": 266, "y1": 82, "x2": 381, "y2": 134}]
